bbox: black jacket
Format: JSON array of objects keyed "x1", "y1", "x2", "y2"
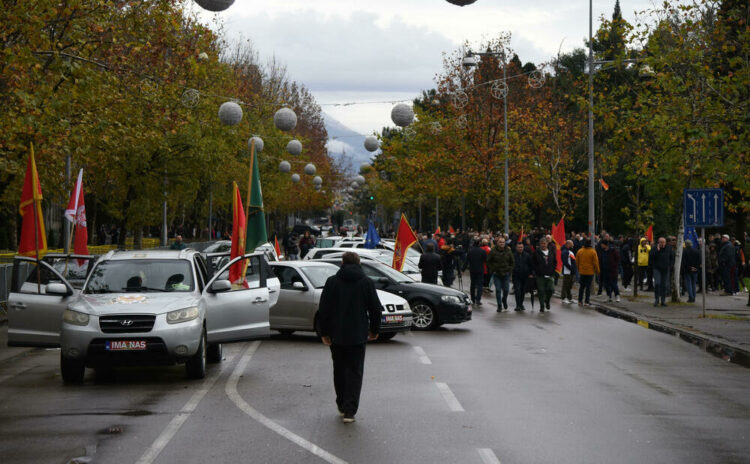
[
  {"x1": 718, "y1": 241, "x2": 736, "y2": 267},
  {"x1": 464, "y1": 246, "x2": 487, "y2": 274},
  {"x1": 650, "y1": 245, "x2": 674, "y2": 272},
  {"x1": 682, "y1": 246, "x2": 700, "y2": 273},
  {"x1": 532, "y1": 248, "x2": 557, "y2": 277},
  {"x1": 318, "y1": 264, "x2": 382, "y2": 345},
  {"x1": 419, "y1": 251, "x2": 442, "y2": 283},
  {"x1": 512, "y1": 250, "x2": 533, "y2": 279}
]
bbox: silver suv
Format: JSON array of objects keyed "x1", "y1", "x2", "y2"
[{"x1": 7, "y1": 250, "x2": 271, "y2": 383}]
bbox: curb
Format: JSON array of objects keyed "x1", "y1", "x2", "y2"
[{"x1": 591, "y1": 302, "x2": 750, "y2": 369}]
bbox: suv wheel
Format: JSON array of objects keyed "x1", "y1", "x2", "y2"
[
  {"x1": 411, "y1": 300, "x2": 439, "y2": 330},
  {"x1": 61, "y1": 355, "x2": 85, "y2": 384},
  {"x1": 186, "y1": 330, "x2": 207, "y2": 379},
  {"x1": 207, "y1": 343, "x2": 222, "y2": 364}
]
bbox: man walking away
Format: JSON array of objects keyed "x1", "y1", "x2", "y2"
[
  {"x1": 560, "y1": 240, "x2": 577, "y2": 303},
  {"x1": 440, "y1": 242, "x2": 457, "y2": 288},
  {"x1": 512, "y1": 241, "x2": 533, "y2": 311},
  {"x1": 464, "y1": 239, "x2": 488, "y2": 305},
  {"x1": 418, "y1": 243, "x2": 442, "y2": 285},
  {"x1": 576, "y1": 239, "x2": 599, "y2": 306},
  {"x1": 532, "y1": 238, "x2": 557, "y2": 312},
  {"x1": 717, "y1": 234, "x2": 736, "y2": 295},
  {"x1": 488, "y1": 237, "x2": 514, "y2": 312},
  {"x1": 599, "y1": 240, "x2": 621, "y2": 302},
  {"x1": 318, "y1": 252, "x2": 383, "y2": 423},
  {"x1": 620, "y1": 238, "x2": 634, "y2": 289},
  {"x1": 682, "y1": 239, "x2": 700, "y2": 303},
  {"x1": 650, "y1": 237, "x2": 674, "y2": 307}
]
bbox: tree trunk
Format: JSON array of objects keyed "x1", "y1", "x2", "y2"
[{"x1": 672, "y1": 213, "x2": 684, "y2": 303}]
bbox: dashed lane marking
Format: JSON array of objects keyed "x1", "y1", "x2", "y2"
[
  {"x1": 435, "y1": 382, "x2": 464, "y2": 412},
  {"x1": 226, "y1": 342, "x2": 348, "y2": 464},
  {"x1": 413, "y1": 346, "x2": 432, "y2": 364},
  {"x1": 477, "y1": 448, "x2": 501, "y2": 464}
]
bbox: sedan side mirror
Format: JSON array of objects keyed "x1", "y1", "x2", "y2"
[
  {"x1": 46, "y1": 282, "x2": 71, "y2": 296},
  {"x1": 292, "y1": 281, "x2": 306, "y2": 290},
  {"x1": 377, "y1": 277, "x2": 390, "y2": 285},
  {"x1": 210, "y1": 279, "x2": 232, "y2": 293}
]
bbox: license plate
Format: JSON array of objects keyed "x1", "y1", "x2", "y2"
[
  {"x1": 382, "y1": 315, "x2": 403, "y2": 323},
  {"x1": 105, "y1": 340, "x2": 147, "y2": 351}
]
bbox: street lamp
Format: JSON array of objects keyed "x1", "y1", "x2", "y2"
[{"x1": 463, "y1": 49, "x2": 510, "y2": 235}]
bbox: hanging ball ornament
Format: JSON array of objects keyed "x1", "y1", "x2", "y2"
[
  {"x1": 279, "y1": 161, "x2": 291, "y2": 173},
  {"x1": 491, "y1": 80, "x2": 509, "y2": 99},
  {"x1": 528, "y1": 69, "x2": 545, "y2": 88},
  {"x1": 218, "y1": 101, "x2": 243, "y2": 126},
  {"x1": 274, "y1": 107, "x2": 297, "y2": 131},
  {"x1": 194, "y1": 0, "x2": 235, "y2": 12},
  {"x1": 291, "y1": 173, "x2": 300, "y2": 183},
  {"x1": 249, "y1": 136, "x2": 264, "y2": 152},
  {"x1": 304, "y1": 163, "x2": 316, "y2": 175},
  {"x1": 379, "y1": 170, "x2": 390, "y2": 181},
  {"x1": 313, "y1": 176, "x2": 323, "y2": 185},
  {"x1": 314, "y1": 184, "x2": 321, "y2": 191},
  {"x1": 456, "y1": 114, "x2": 468, "y2": 129},
  {"x1": 197, "y1": 52, "x2": 209, "y2": 62},
  {"x1": 355, "y1": 175, "x2": 366, "y2": 185},
  {"x1": 429, "y1": 121, "x2": 442, "y2": 135},
  {"x1": 286, "y1": 139, "x2": 302, "y2": 156},
  {"x1": 451, "y1": 90, "x2": 468, "y2": 109},
  {"x1": 391, "y1": 103, "x2": 414, "y2": 127},
  {"x1": 364, "y1": 135, "x2": 380, "y2": 152},
  {"x1": 181, "y1": 88, "x2": 200, "y2": 108},
  {"x1": 403, "y1": 126, "x2": 416, "y2": 141},
  {"x1": 351, "y1": 181, "x2": 360, "y2": 190},
  {"x1": 445, "y1": 0, "x2": 478, "y2": 6}
]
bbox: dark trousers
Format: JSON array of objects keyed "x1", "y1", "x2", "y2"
[
  {"x1": 330, "y1": 343, "x2": 366, "y2": 416},
  {"x1": 561, "y1": 274, "x2": 575, "y2": 300},
  {"x1": 622, "y1": 263, "x2": 633, "y2": 288},
  {"x1": 470, "y1": 272, "x2": 484, "y2": 303},
  {"x1": 513, "y1": 276, "x2": 527, "y2": 308},
  {"x1": 579, "y1": 274, "x2": 594, "y2": 303},
  {"x1": 654, "y1": 268, "x2": 669, "y2": 303},
  {"x1": 442, "y1": 269, "x2": 455, "y2": 287}
]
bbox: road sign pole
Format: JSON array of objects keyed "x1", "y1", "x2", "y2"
[{"x1": 701, "y1": 227, "x2": 706, "y2": 318}]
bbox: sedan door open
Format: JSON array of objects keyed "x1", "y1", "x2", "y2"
[{"x1": 203, "y1": 253, "x2": 270, "y2": 343}]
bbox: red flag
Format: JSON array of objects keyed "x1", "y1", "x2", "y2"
[
  {"x1": 393, "y1": 214, "x2": 418, "y2": 271},
  {"x1": 434, "y1": 226, "x2": 441, "y2": 235},
  {"x1": 448, "y1": 225, "x2": 456, "y2": 235},
  {"x1": 552, "y1": 217, "x2": 566, "y2": 273},
  {"x1": 645, "y1": 225, "x2": 653, "y2": 243},
  {"x1": 64, "y1": 169, "x2": 89, "y2": 262},
  {"x1": 519, "y1": 226, "x2": 524, "y2": 243},
  {"x1": 274, "y1": 235, "x2": 282, "y2": 259},
  {"x1": 599, "y1": 178, "x2": 609, "y2": 191},
  {"x1": 229, "y1": 182, "x2": 248, "y2": 287},
  {"x1": 18, "y1": 143, "x2": 47, "y2": 256}
]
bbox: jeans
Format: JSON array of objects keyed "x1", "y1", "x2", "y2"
[
  {"x1": 685, "y1": 271, "x2": 697, "y2": 301},
  {"x1": 492, "y1": 274, "x2": 510, "y2": 309},
  {"x1": 561, "y1": 274, "x2": 574, "y2": 300},
  {"x1": 579, "y1": 274, "x2": 594, "y2": 303},
  {"x1": 654, "y1": 268, "x2": 670, "y2": 303},
  {"x1": 536, "y1": 276, "x2": 555, "y2": 308},
  {"x1": 330, "y1": 343, "x2": 366, "y2": 417},
  {"x1": 513, "y1": 276, "x2": 527, "y2": 309},
  {"x1": 602, "y1": 274, "x2": 620, "y2": 298},
  {"x1": 470, "y1": 272, "x2": 484, "y2": 303}
]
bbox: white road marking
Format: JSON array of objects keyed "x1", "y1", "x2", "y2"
[
  {"x1": 135, "y1": 352, "x2": 236, "y2": 464},
  {"x1": 435, "y1": 382, "x2": 464, "y2": 412},
  {"x1": 0, "y1": 366, "x2": 35, "y2": 385},
  {"x1": 477, "y1": 448, "x2": 501, "y2": 464},
  {"x1": 226, "y1": 342, "x2": 348, "y2": 464},
  {"x1": 413, "y1": 346, "x2": 432, "y2": 364}
]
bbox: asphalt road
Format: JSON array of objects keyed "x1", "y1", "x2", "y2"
[{"x1": 1, "y1": 296, "x2": 749, "y2": 464}]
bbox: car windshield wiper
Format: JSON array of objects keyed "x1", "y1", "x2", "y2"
[{"x1": 121, "y1": 286, "x2": 167, "y2": 292}]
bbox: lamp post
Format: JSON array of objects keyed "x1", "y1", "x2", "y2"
[{"x1": 463, "y1": 50, "x2": 510, "y2": 235}]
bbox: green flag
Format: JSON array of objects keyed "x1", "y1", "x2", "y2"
[{"x1": 245, "y1": 155, "x2": 267, "y2": 252}]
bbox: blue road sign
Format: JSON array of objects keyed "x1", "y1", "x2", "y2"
[{"x1": 684, "y1": 188, "x2": 723, "y2": 227}]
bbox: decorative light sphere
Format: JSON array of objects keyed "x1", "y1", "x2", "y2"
[
  {"x1": 391, "y1": 103, "x2": 414, "y2": 127},
  {"x1": 313, "y1": 176, "x2": 323, "y2": 185},
  {"x1": 274, "y1": 107, "x2": 297, "y2": 131},
  {"x1": 304, "y1": 163, "x2": 316, "y2": 175},
  {"x1": 286, "y1": 139, "x2": 302, "y2": 156},
  {"x1": 364, "y1": 136, "x2": 380, "y2": 152},
  {"x1": 279, "y1": 161, "x2": 291, "y2": 173},
  {"x1": 197, "y1": 52, "x2": 209, "y2": 61},
  {"x1": 218, "y1": 101, "x2": 243, "y2": 126},
  {"x1": 350, "y1": 181, "x2": 359, "y2": 190},
  {"x1": 445, "y1": 0, "x2": 477, "y2": 6},
  {"x1": 248, "y1": 136, "x2": 263, "y2": 152},
  {"x1": 291, "y1": 173, "x2": 300, "y2": 183},
  {"x1": 195, "y1": 0, "x2": 235, "y2": 12},
  {"x1": 355, "y1": 175, "x2": 366, "y2": 185},
  {"x1": 314, "y1": 184, "x2": 321, "y2": 191}
]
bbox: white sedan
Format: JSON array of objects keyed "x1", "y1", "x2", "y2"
[{"x1": 268, "y1": 261, "x2": 413, "y2": 340}]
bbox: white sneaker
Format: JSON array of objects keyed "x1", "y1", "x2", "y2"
[
  {"x1": 616, "y1": 296, "x2": 621, "y2": 302},
  {"x1": 562, "y1": 298, "x2": 571, "y2": 304}
]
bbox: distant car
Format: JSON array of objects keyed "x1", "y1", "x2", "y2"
[
  {"x1": 292, "y1": 224, "x2": 321, "y2": 237},
  {"x1": 315, "y1": 258, "x2": 471, "y2": 330},
  {"x1": 7, "y1": 249, "x2": 271, "y2": 383},
  {"x1": 268, "y1": 261, "x2": 412, "y2": 340},
  {"x1": 320, "y1": 249, "x2": 423, "y2": 282}
]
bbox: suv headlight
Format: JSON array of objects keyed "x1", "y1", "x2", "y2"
[
  {"x1": 63, "y1": 309, "x2": 90, "y2": 326},
  {"x1": 441, "y1": 295, "x2": 462, "y2": 305},
  {"x1": 167, "y1": 307, "x2": 200, "y2": 324}
]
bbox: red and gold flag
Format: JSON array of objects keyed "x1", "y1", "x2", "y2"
[
  {"x1": 448, "y1": 225, "x2": 456, "y2": 235},
  {"x1": 645, "y1": 224, "x2": 653, "y2": 243},
  {"x1": 599, "y1": 178, "x2": 609, "y2": 191},
  {"x1": 229, "y1": 182, "x2": 248, "y2": 287},
  {"x1": 551, "y1": 217, "x2": 566, "y2": 273},
  {"x1": 18, "y1": 143, "x2": 47, "y2": 256},
  {"x1": 392, "y1": 214, "x2": 418, "y2": 272}
]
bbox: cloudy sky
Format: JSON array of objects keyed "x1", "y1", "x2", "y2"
[{"x1": 195, "y1": 0, "x2": 655, "y2": 134}]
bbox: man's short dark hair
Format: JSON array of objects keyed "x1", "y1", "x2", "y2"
[
  {"x1": 342, "y1": 251, "x2": 360, "y2": 265},
  {"x1": 426, "y1": 243, "x2": 434, "y2": 252},
  {"x1": 583, "y1": 238, "x2": 592, "y2": 247}
]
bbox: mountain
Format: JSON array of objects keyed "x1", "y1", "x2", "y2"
[{"x1": 323, "y1": 112, "x2": 375, "y2": 174}]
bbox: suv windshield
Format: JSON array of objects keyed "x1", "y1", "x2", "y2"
[{"x1": 84, "y1": 259, "x2": 195, "y2": 294}]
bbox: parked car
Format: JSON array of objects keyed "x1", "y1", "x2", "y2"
[
  {"x1": 320, "y1": 249, "x2": 423, "y2": 282},
  {"x1": 7, "y1": 249, "x2": 271, "y2": 383},
  {"x1": 203, "y1": 250, "x2": 280, "y2": 309},
  {"x1": 268, "y1": 261, "x2": 412, "y2": 340},
  {"x1": 315, "y1": 258, "x2": 471, "y2": 330}
]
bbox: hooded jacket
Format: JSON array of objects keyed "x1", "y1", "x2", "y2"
[{"x1": 318, "y1": 263, "x2": 382, "y2": 345}]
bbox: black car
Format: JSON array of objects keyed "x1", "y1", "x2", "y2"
[
  {"x1": 292, "y1": 224, "x2": 321, "y2": 237},
  {"x1": 317, "y1": 258, "x2": 471, "y2": 330}
]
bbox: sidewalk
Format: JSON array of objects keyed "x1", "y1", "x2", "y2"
[{"x1": 580, "y1": 285, "x2": 750, "y2": 368}]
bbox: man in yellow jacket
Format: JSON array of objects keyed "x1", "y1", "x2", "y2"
[
  {"x1": 637, "y1": 238, "x2": 652, "y2": 291},
  {"x1": 576, "y1": 238, "x2": 600, "y2": 306}
]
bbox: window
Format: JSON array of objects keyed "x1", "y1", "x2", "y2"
[
  {"x1": 84, "y1": 259, "x2": 195, "y2": 294},
  {"x1": 215, "y1": 255, "x2": 263, "y2": 290},
  {"x1": 273, "y1": 266, "x2": 305, "y2": 289},
  {"x1": 15, "y1": 261, "x2": 64, "y2": 295}
]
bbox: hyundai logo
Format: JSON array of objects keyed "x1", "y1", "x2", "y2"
[{"x1": 119, "y1": 320, "x2": 134, "y2": 327}]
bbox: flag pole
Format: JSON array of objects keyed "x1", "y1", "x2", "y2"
[
  {"x1": 31, "y1": 143, "x2": 41, "y2": 293},
  {"x1": 64, "y1": 222, "x2": 73, "y2": 277}
]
